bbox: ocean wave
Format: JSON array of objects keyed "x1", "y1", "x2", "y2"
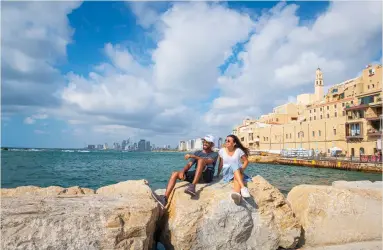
[
  {"x1": 62, "y1": 150, "x2": 75, "y2": 152},
  {"x1": 78, "y1": 150, "x2": 90, "y2": 153}
]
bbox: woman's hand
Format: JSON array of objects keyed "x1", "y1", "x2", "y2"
[
  {"x1": 184, "y1": 154, "x2": 191, "y2": 160},
  {"x1": 240, "y1": 167, "x2": 246, "y2": 173}
]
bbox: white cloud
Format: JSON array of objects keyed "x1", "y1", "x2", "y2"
[
  {"x1": 3, "y1": 1, "x2": 382, "y2": 147},
  {"x1": 24, "y1": 113, "x2": 49, "y2": 125},
  {"x1": 58, "y1": 2, "x2": 254, "y2": 143},
  {"x1": 205, "y1": 1, "x2": 382, "y2": 134},
  {"x1": 34, "y1": 130, "x2": 49, "y2": 135},
  {"x1": 24, "y1": 117, "x2": 36, "y2": 124},
  {"x1": 1, "y1": 1, "x2": 82, "y2": 112}
]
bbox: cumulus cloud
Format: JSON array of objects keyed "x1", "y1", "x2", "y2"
[
  {"x1": 24, "y1": 113, "x2": 49, "y2": 125},
  {"x1": 3, "y1": 1, "x2": 382, "y2": 146},
  {"x1": 1, "y1": 1, "x2": 82, "y2": 112},
  {"x1": 59, "y1": 2, "x2": 254, "y2": 141},
  {"x1": 204, "y1": 1, "x2": 382, "y2": 133}
]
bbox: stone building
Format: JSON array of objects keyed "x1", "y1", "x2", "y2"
[{"x1": 233, "y1": 64, "x2": 382, "y2": 157}]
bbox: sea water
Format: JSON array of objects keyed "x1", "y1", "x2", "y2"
[{"x1": 1, "y1": 149, "x2": 382, "y2": 194}]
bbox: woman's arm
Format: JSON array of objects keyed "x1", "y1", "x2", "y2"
[
  {"x1": 216, "y1": 156, "x2": 223, "y2": 177},
  {"x1": 240, "y1": 155, "x2": 249, "y2": 173}
]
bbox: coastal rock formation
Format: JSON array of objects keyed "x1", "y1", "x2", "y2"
[
  {"x1": 1, "y1": 185, "x2": 95, "y2": 197},
  {"x1": 1, "y1": 180, "x2": 160, "y2": 250},
  {"x1": 287, "y1": 180, "x2": 382, "y2": 248},
  {"x1": 159, "y1": 175, "x2": 301, "y2": 250}
]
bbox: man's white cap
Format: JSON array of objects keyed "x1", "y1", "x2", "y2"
[{"x1": 203, "y1": 135, "x2": 215, "y2": 143}]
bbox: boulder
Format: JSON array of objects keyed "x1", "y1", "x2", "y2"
[
  {"x1": 287, "y1": 181, "x2": 382, "y2": 248},
  {"x1": 159, "y1": 175, "x2": 301, "y2": 250},
  {"x1": 298, "y1": 241, "x2": 382, "y2": 250},
  {"x1": 1, "y1": 185, "x2": 95, "y2": 197},
  {"x1": 1, "y1": 180, "x2": 160, "y2": 250}
]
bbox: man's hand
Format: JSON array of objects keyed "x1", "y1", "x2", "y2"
[
  {"x1": 184, "y1": 154, "x2": 192, "y2": 160},
  {"x1": 240, "y1": 167, "x2": 245, "y2": 173}
]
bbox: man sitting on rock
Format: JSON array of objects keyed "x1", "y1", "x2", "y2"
[{"x1": 157, "y1": 135, "x2": 219, "y2": 207}]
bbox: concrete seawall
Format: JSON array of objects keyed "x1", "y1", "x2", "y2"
[{"x1": 248, "y1": 155, "x2": 383, "y2": 173}]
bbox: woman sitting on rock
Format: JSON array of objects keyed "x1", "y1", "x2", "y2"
[{"x1": 216, "y1": 134, "x2": 252, "y2": 204}]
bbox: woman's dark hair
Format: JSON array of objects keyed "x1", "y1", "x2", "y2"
[{"x1": 227, "y1": 134, "x2": 250, "y2": 156}]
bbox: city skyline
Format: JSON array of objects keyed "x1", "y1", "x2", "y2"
[{"x1": 2, "y1": 1, "x2": 382, "y2": 148}]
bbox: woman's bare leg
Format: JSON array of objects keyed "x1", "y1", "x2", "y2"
[{"x1": 233, "y1": 169, "x2": 245, "y2": 189}]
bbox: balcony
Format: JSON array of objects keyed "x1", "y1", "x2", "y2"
[
  {"x1": 344, "y1": 104, "x2": 369, "y2": 111},
  {"x1": 367, "y1": 129, "x2": 382, "y2": 137},
  {"x1": 369, "y1": 97, "x2": 382, "y2": 107}
]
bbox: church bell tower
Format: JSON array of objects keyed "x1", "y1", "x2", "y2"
[{"x1": 315, "y1": 67, "x2": 324, "y2": 102}]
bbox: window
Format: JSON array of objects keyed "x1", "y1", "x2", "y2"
[
  {"x1": 314, "y1": 109, "x2": 316, "y2": 112},
  {"x1": 334, "y1": 104, "x2": 337, "y2": 108},
  {"x1": 333, "y1": 129, "x2": 337, "y2": 135},
  {"x1": 327, "y1": 114, "x2": 330, "y2": 118},
  {"x1": 342, "y1": 103, "x2": 345, "y2": 107},
  {"x1": 360, "y1": 147, "x2": 365, "y2": 155},
  {"x1": 312, "y1": 131, "x2": 315, "y2": 137},
  {"x1": 286, "y1": 134, "x2": 288, "y2": 139},
  {"x1": 290, "y1": 133, "x2": 292, "y2": 139},
  {"x1": 314, "y1": 116, "x2": 316, "y2": 120},
  {"x1": 327, "y1": 106, "x2": 329, "y2": 110},
  {"x1": 335, "y1": 112, "x2": 337, "y2": 117},
  {"x1": 368, "y1": 85, "x2": 370, "y2": 89},
  {"x1": 275, "y1": 135, "x2": 277, "y2": 140},
  {"x1": 351, "y1": 100, "x2": 353, "y2": 104},
  {"x1": 319, "y1": 130, "x2": 321, "y2": 136},
  {"x1": 310, "y1": 117, "x2": 312, "y2": 121},
  {"x1": 241, "y1": 137, "x2": 244, "y2": 142},
  {"x1": 266, "y1": 137, "x2": 268, "y2": 141},
  {"x1": 372, "y1": 84, "x2": 375, "y2": 88},
  {"x1": 343, "y1": 111, "x2": 345, "y2": 116},
  {"x1": 298, "y1": 133, "x2": 300, "y2": 138},
  {"x1": 320, "y1": 108, "x2": 322, "y2": 111},
  {"x1": 276, "y1": 118, "x2": 279, "y2": 122},
  {"x1": 320, "y1": 115, "x2": 323, "y2": 119},
  {"x1": 263, "y1": 137, "x2": 265, "y2": 141},
  {"x1": 249, "y1": 133, "x2": 254, "y2": 141},
  {"x1": 310, "y1": 110, "x2": 312, "y2": 113}
]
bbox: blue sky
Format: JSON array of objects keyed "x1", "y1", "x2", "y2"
[{"x1": 1, "y1": 1, "x2": 382, "y2": 148}]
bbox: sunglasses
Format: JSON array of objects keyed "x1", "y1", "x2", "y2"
[{"x1": 226, "y1": 139, "x2": 234, "y2": 143}]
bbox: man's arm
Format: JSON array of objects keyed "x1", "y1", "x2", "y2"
[{"x1": 185, "y1": 152, "x2": 215, "y2": 165}]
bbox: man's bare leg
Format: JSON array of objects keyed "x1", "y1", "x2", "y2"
[
  {"x1": 165, "y1": 171, "x2": 183, "y2": 198},
  {"x1": 192, "y1": 159, "x2": 207, "y2": 185}
]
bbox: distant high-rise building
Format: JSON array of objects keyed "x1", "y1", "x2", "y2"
[
  {"x1": 217, "y1": 137, "x2": 223, "y2": 148},
  {"x1": 87, "y1": 145, "x2": 96, "y2": 150},
  {"x1": 146, "y1": 141, "x2": 151, "y2": 151},
  {"x1": 138, "y1": 140, "x2": 146, "y2": 151},
  {"x1": 97, "y1": 144, "x2": 103, "y2": 150},
  {"x1": 133, "y1": 142, "x2": 137, "y2": 150},
  {"x1": 179, "y1": 141, "x2": 186, "y2": 151},
  {"x1": 121, "y1": 140, "x2": 127, "y2": 150},
  {"x1": 194, "y1": 138, "x2": 203, "y2": 150},
  {"x1": 103, "y1": 143, "x2": 108, "y2": 150}
]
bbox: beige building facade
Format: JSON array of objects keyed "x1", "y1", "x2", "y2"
[{"x1": 233, "y1": 64, "x2": 382, "y2": 157}]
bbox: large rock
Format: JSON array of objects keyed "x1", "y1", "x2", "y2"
[
  {"x1": 287, "y1": 180, "x2": 382, "y2": 248},
  {"x1": 1, "y1": 180, "x2": 160, "y2": 250},
  {"x1": 159, "y1": 175, "x2": 301, "y2": 250}
]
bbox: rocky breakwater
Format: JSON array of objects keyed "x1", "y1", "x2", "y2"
[
  {"x1": 157, "y1": 176, "x2": 302, "y2": 250},
  {"x1": 288, "y1": 180, "x2": 382, "y2": 249},
  {"x1": 1, "y1": 180, "x2": 160, "y2": 250}
]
